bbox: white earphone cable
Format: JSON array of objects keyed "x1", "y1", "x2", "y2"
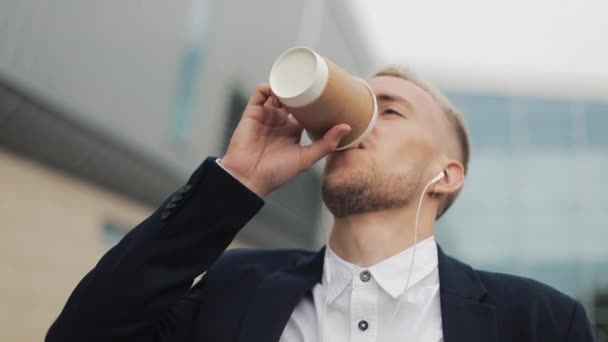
[
  {"x1": 387, "y1": 175, "x2": 437, "y2": 326},
  {"x1": 321, "y1": 260, "x2": 330, "y2": 341}
]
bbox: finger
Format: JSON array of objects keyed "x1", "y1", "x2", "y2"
[
  {"x1": 263, "y1": 98, "x2": 289, "y2": 126},
  {"x1": 287, "y1": 113, "x2": 299, "y2": 125},
  {"x1": 263, "y1": 96, "x2": 274, "y2": 111},
  {"x1": 248, "y1": 83, "x2": 272, "y2": 106},
  {"x1": 300, "y1": 124, "x2": 351, "y2": 168},
  {"x1": 275, "y1": 106, "x2": 289, "y2": 117},
  {"x1": 269, "y1": 90, "x2": 285, "y2": 108},
  {"x1": 271, "y1": 95, "x2": 285, "y2": 109},
  {"x1": 263, "y1": 96, "x2": 285, "y2": 113},
  {"x1": 287, "y1": 114, "x2": 304, "y2": 134}
]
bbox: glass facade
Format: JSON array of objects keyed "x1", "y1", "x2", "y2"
[{"x1": 437, "y1": 93, "x2": 608, "y2": 338}]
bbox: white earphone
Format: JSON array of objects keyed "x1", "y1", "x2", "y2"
[{"x1": 430, "y1": 170, "x2": 446, "y2": 185}]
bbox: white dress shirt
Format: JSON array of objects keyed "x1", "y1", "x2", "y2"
[{"x1": 280, "y1": 236, "x2": 443, "y2": 342}]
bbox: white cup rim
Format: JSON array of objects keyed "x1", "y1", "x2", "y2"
[{"x1": 269, "y1": 46, "x2": 329, "y2": 108}]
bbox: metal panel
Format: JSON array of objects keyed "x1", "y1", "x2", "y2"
[{"x1": 0, "y1": 80, "x2": 181, "y2": 207}]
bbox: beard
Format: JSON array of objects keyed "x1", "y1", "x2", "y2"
[{"x1": 322, "y1": 166, "x2": 424, "y2": 218}]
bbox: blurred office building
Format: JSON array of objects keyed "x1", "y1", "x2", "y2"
[
  {"x1": 0, "y1": 0, "x2": 374, "y2": 340},
  {"x1": 1, "y1": 0, "x2": 606, "y2": 341},
  {"x1": 436, "y1": 92, "x2": 608, "y2": 340}
]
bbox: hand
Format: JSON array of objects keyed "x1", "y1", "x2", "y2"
[{"x1": 220, "y1": 83, "x2": 351, "y2": 197}]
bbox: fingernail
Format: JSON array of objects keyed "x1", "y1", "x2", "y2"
[{"x1": 339, "y1": 130, "x2": 350, "y2": 138}]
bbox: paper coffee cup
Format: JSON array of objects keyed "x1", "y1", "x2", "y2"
[{"x1": 269, "y1": 47, "x2": 378, "y2": 150}]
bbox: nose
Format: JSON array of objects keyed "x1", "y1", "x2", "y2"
[{"x1": 357, "y1": 124, "x2": 379, "y2": 149}]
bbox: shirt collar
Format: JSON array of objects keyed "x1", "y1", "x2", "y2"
[{"x1": 323, "y1": 236, "x2": 439, "y2": 301}]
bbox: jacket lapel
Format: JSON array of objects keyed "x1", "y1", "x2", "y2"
[
  {"x1": 438, "y1": 245, "x2": 498, "y2": 342},
  {"x1": 237, "y1": 248, "x2": 325, "y2": 342}
]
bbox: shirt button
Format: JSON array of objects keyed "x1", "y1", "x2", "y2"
[
  {"x1": 359, "y1": 270, "x2": 371, "y2": 282},
  {"x1": 358, "y1": 320, "x2": 369, "y2": 331}
]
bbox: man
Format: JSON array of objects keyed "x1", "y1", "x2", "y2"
[{"x1": 47, "y1": 66, "x2": 594, "y2": 341}]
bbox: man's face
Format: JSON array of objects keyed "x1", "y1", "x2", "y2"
[{"x1": 322, "y1": 76, "x2": 447, "y2": 217}]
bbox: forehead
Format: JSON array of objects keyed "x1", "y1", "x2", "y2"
[{"x1": 369, "y1": 75, "x2": 443, "y2": 120}]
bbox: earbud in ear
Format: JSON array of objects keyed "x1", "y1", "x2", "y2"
[{"x1": 431, "y1": 171, "x2": 445, "y2": 184}]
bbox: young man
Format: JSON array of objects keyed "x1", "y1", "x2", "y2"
[{"x1": 47, "y1": 67, "x2": 594, "y2": 342}]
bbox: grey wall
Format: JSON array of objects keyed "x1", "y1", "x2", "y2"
[
  {"x1": 0, "y1": 0, "x2": 376, "y2": 176},
  {"x1": 0, "y1": 0, "x2": 377, "y2": 248}
]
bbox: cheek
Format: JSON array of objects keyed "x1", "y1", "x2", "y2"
[{"x1": 373, "y1": 122, "x2": 436, "y2": 170}]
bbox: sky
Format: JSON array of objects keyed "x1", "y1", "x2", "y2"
[{"x1": 352, "y1": 0, "x2": 608, "y2": 102}]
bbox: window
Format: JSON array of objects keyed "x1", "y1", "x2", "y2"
[
  {"x1": 101, "y1": 220, "x2": 128, "y2": 248},
  {"x1": 223, "y1": 90, "x2": 248, "y2": 153},
  {"x1": 586, "y1": 104, "x2": 608, "y2": 146},
  {"x1": 449, "y1": 93, "x2": 511, "y2": 149},
  {"x1": 526, "y1": 98, "x2": 573, "y2": 147}
]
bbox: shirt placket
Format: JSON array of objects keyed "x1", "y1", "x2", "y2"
[{"x1": 350, "y1": 269, "x2": 378, "y2": 342}]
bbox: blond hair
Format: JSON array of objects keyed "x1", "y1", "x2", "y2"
[{"x1": 373, "y1": 66, "x2": 470, "y2": 219}]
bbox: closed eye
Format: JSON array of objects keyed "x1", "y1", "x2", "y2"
[{"x1": 383, "y1": 108, "x2": 405, "y2": 118}]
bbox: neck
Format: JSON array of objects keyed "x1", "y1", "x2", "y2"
[{"x1": 328, "y1": 201, "x2": 436, "y2": 268}]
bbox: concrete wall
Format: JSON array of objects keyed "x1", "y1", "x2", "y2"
[
  {"x1": 0, "y1": 148, "x2": 255, "y2": 341},
  {"x1": 0, "y1": 0, "x2": 377, "y2": 249},
  {"x1": 0, "y1": 148, "x2": 152, "y2": 341}
]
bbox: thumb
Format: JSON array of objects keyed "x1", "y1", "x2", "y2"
[{"x1": 300, "y1": 124, "x2": 351, "y2": 168}]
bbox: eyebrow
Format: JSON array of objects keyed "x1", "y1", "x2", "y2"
[{"x1": 376, "y1": 93, "x2": 414, "y2": 110}]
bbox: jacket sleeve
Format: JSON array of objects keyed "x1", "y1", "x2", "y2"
[
  {"x1": 566, "y1": 301, "x2": 595, "y2": 342},
  {"x1": 46, "y1": 157, "x2": 264, "y2": 342}
]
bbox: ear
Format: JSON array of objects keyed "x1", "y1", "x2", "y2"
[{"x1": 427, "y1": 160, "x2": 465, "y2": 196}]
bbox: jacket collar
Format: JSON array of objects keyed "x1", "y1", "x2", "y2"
[
  {"x1": 437, "y1": 245, "x2": 487, "y2": 300},
  {"x1": 437, "y1": 245, "x2": 498, "y2": 342}
]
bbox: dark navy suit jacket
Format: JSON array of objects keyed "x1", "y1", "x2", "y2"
[{"x1": 46, "y1": 157, "x2": 594, "y2": 342}]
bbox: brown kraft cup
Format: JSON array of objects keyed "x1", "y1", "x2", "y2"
[{"x1": 269, "y1": 47, "x2": 378, "y2": 150}]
